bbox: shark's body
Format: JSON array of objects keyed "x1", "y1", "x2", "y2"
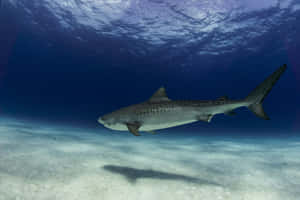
[{"x1": 98, "y1": 65, "x2": 287, "y2": 136}]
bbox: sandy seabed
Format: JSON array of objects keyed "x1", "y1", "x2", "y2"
[{"x1": 0, "y1": 119, "x2": 299, "y2": 200}]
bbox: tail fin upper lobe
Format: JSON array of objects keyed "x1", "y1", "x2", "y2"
[{"x1": 245, "y1": 64, "x2": 287, "y2": 120}]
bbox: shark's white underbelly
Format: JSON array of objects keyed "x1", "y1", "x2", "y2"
[
  {"x1": 139, "y1": 119, "x2": 198, "y2": 131},
  {"x1": 108, "y1": 119, "x2": 198, "y2": 131}
]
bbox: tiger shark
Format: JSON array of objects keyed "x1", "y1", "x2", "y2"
[{"x1": 98, "y1": 65, "x2": 287, "y2": 136}]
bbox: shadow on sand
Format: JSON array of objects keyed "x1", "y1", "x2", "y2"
[{"x1": 103, "y1": 165, "x2": 221, "y2": 186}]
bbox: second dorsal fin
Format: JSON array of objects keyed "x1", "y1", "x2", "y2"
[{"x1": 149, "y1": 87, "x2": 171, "y2": 102}]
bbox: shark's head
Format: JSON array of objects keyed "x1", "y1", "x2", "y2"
[
  {"x1": 98, "y1": 113, "x2": 116, "y2": 128},
  {"x1": 98, "y1": 112, "x2": 127, "y2": 131}
]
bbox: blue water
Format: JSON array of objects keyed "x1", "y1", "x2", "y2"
[{"x1": 1, "y1": 0, "x2": 300, "y2": 199}]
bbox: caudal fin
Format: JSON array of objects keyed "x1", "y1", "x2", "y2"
[{"x1": 245, "y1": 64, "x2": 287, "y2": 120}]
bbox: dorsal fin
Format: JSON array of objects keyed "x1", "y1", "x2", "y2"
[
  {"x1": 217, "y1": 96, "x2": 229, "y2": 101},
  {"x1": 149, "y1": 87, "x2": 171, "y2": 102}
]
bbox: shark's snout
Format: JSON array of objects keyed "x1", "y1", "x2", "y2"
[
  {"x1": 98, "y1": 115, "x2": 113, "y2": 125},
  {"x1": 98, "y1": 117, "x2": 104, "y2": 124}
]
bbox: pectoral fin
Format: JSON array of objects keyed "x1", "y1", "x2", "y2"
[{"x1": 126, "y1": 122, "x2": 141, "y2": 136}]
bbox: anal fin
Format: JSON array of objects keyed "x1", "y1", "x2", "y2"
[{"x1": 196, "y1": 115, "x2": 213, "y2": 123}]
